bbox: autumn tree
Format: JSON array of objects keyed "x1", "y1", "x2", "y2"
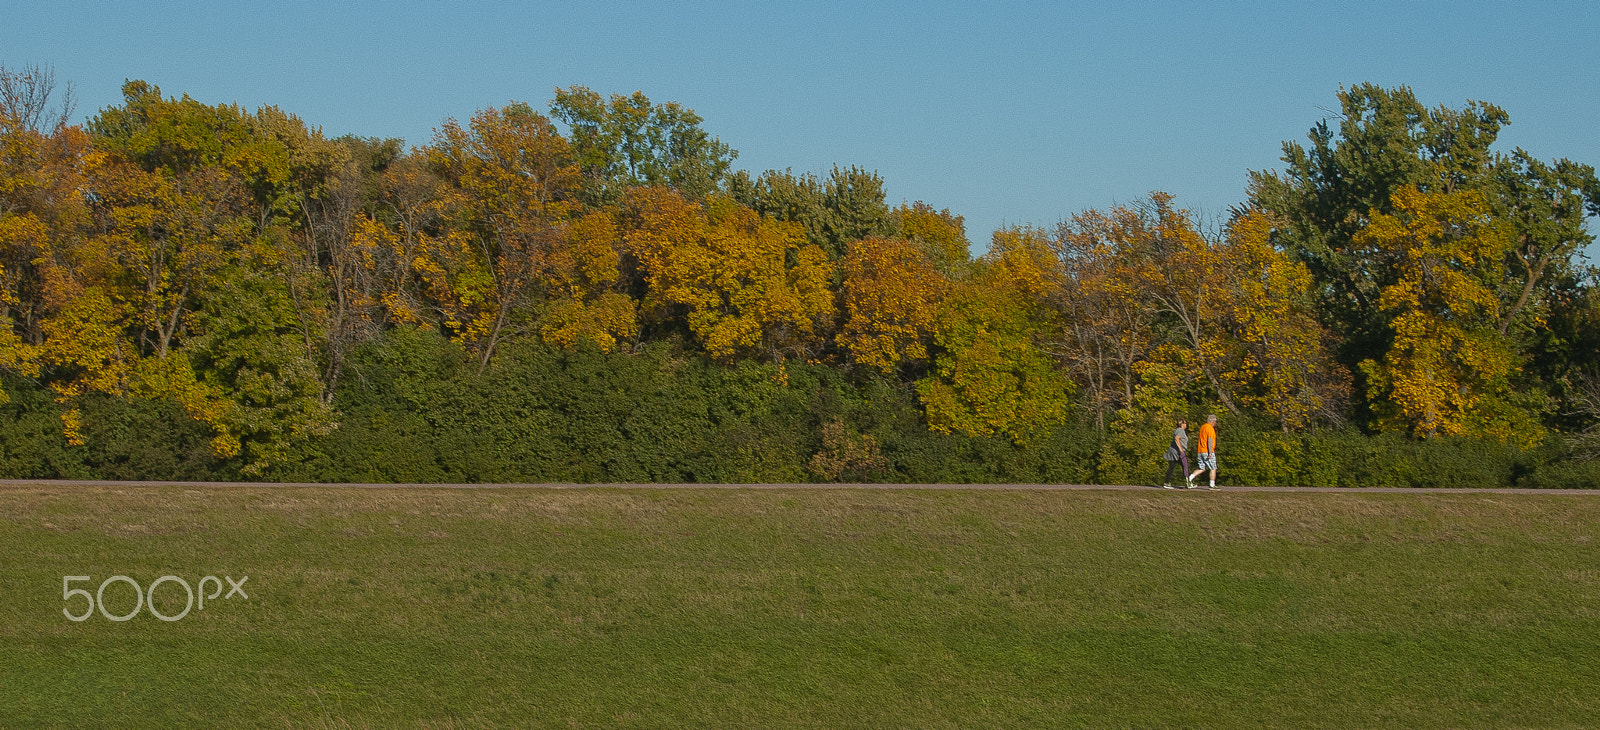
[
  {"x1": 0, "y1": 64, "x2": 86, "y2": 401},
  {"x1": 55, "y1": 81, "x2": 333, "y2": 472},
  {"x1": 893, "y1": 201, "x2": 970, "y2": 276},
  {"x1": 425, "y1": 102, "x2": 581, "y2": 370},
  {"x1": 1049, "y1": 205, "x2": 1161, "y2": 429},
  {"x1": 1048, "y1": 195, "x2": 1244, "y2": 421},
  {"x1": 919, "y1": 226, "x2": 1072, "y2": 442},
  {"x1": 1250, "y1": 83, "x2": 1599, "y2": 423},
  {"x1": 623, "y1": 187, "x2": 834, "y2": 363},
  {"x1": 836, "y1": 235, "x2": 945, "y2": 374},
  {"x1": 353, "y1": 150, "x2": 444, "y2": 328},
  {"x1": 1122, "y1": 194, "x2": 1248, "y2": 416},
  {"x1": 538, "y1": 208, "x2": 638, "y2": 352},
  {"x1": 288, "y1": 135, "x2": 401, "y2": 399},
  {"x1": 1049, "y1": 196, "x2": 1345, "y2": 433},
  {"x1": 1217, "y1": 210, "x2": 1349, "y2": 430},
  {"x1": 1354, "y1": 185, "x2": 1540, "y2": 445}
]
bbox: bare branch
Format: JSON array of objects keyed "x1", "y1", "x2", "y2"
[{"x1": 0, "y1": 62, "x2": 76, "y2": 132}]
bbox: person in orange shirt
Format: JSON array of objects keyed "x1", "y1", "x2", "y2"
[{"x1": 1187, "y1": 414, "x2": 1219, "y2": 490}]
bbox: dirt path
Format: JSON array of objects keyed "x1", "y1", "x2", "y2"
[{"x1": 0, "y1": 479, "x2": 1594, "y2": 494}]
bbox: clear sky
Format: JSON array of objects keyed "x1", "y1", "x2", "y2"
[{"x1": 4, "y1": 1, "x2": 1597, "y2": 250}]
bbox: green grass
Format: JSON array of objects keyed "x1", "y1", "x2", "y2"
[{"x1": 3, "y1": 486, "x2": 1600, "y2": 728}]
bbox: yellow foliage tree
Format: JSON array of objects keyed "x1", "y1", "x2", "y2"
[
  {"x1": 918, "y1": 226, "x2": 1072, "y2": 442},
  {"x1": 894, "y1": 201, "x2": 970, "y2": 275},
  {"x1": 0, "y1": 113, "x2": 85, "y2": 400},
  {"x1": 624, "y1": 187, "x2": 834, "y2": 363},
  {"x1": 1049, "y1": 205, "x2": 1162, "y2": 428},
  {"x1": 427, "y1": 102, "x2": 581, "y2": 369},
  {"x1": 1355, "y1": 185, "x2": 1540, "y2": 445},
  {"x1": 836, "y1": 235, "x2": 944, "y2": 373},
  {"x1": 1220, "y1": 210, "x2": 1350, "y2": 431},
  {"x1": 539, "y1": 209, "x2": 638, "y2": 352},
  {"x1": 43, "y1": 143, "x2": 245, "y2": 453}
]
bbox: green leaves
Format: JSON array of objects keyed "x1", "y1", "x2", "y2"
[{"x1": 550, "y1": 86, "x2": 737, "y2": 203}]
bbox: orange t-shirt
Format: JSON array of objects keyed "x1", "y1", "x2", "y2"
[{"x1": 1196, "y1": 423, "x2": 1216, "y2": 454}]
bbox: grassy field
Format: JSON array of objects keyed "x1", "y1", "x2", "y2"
[{"x1": 3, "y1": 486, "x2": 1599, "y2": 728}]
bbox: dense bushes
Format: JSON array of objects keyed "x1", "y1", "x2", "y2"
[{"x1": 0, "y1": 328, "x2": 1594, "y2": 487}]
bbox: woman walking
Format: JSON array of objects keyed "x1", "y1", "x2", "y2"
[{"x1": 1161, "y1": 419, "x2": 1189, "y2": 489}]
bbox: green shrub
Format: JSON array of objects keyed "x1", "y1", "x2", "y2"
[{"x1": 1, "y1": 330, "x2": 1589, "y2": 487}]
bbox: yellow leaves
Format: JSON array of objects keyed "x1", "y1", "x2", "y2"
[
  {"x1": 411, "y1": 228, "x2": 496, "y2": 341},
  {"x1": 895, "y1": 202, "x2": 969, "y2": 274},
  {"x1": 0, "y1": 324, "x2": 39, "y2": 405},
  {"x1": 349, "y1": 213, "x2": 422, "y2": 327},
  {"x1": 556, "y1": 210, "x2": 624, "y2": 294},
  {"x1": 1355, "y1": 185, "x2": 1537, "y2": 445},
  {"x1": 987, "y1": 226, "x2": 1062, "y2": 300},
  {"x1": 0, "y1": 210, "x2": 48, "y2": 401},
  {"x1": 918, "y1": 234, "x2": 1073, "y2": 442},
  {"x1": 40, "y1": 286, "x2": 133, "y2": 399},
  {"x1": 1219, "y1": 209, "x2": 1347, "y2": 431},
  {"x1": 536, "y1": 209, "x2": 637, "y2": 352},
  {"x1": 1365, "y1": 185, "x2": 1509, "y2": 317},
  {"x1": 625, "y1": 188, "x2": 834, "y2": 362},
  {"x1": 432, "y1": 103, "x2": 579, "y2": 223},
  {"x1": 39, "y1": 285, "x2": 239, "y2": 455},
  {"x1": 540, "y1": 292, "x2": 637, "y2": 352},
  {"x1": 837, "y1": 236, "x2": 944, "y2": 373}
]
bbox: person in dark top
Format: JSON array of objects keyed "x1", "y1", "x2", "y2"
[{"x1": 1161, "y1": 419, "x2": 1189, "y2": 489}]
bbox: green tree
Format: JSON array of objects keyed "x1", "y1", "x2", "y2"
[
  {"x1": 50, "y1": 81, "x2": 337, "y2": 468},
  {"x1": 1249, "y1": 83, "x2": 1599, "y2": 426},
  {"x1": 550, "y1": 86, "x2": 736, "y2": 203},
  {"x1": 730, "y1": 165, "x2": 898, "y2": 259}
]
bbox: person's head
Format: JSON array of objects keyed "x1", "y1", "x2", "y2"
[
  {"x1": 1206, "y1": 414, "x2": 1217, "y2": 425},
  {"x1": 1177, "y1": 418, "x2": 1187, "y2": 428}
]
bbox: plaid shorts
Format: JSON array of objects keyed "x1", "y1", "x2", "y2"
[{"x1": 1197, "y1": 452, "x2": 1217, "y2": 471}]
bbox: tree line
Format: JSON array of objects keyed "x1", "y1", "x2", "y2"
[{"x1": 2, "y1": 65, "x2": 1597, "y2": 483}]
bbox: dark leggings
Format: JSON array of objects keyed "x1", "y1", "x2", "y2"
[{"x1": 1164, "y1": 458, "x2": 1189, "y2": 484}]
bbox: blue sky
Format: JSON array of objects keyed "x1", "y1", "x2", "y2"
[{"x1": 4, "y1": 1, "x2": 1597, "y2": 250}]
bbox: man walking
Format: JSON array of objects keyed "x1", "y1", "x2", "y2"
[{"x1": 1187, "y1": 414, "x2": 1219, "y2": 490}]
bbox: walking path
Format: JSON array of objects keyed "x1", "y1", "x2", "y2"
[{"x1": 0, "y1": 479, "x2": 1594, "y2": 494}]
